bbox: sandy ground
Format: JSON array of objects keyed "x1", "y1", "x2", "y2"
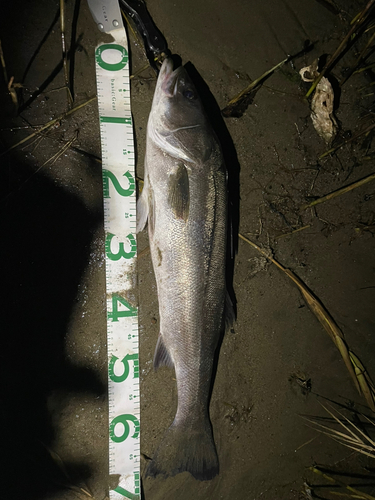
[{"x1": 1, "y1": 1, "x2": 375, "y2": 499}]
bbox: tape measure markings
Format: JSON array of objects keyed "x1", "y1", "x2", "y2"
[{"x1": 93, "y1": 26, "x2": 140, "y2": 500}]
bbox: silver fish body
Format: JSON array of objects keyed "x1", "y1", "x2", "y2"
[{"x1": 137, "y1": 58, "x2": 229, "y2": 480}]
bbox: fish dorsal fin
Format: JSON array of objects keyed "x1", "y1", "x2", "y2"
[
  {"x1": 167, "y1": 163, "x2": 189, "y2": 221},
  {"x1": 154, "y1": 334, "x2": 174, "y2": 370}
]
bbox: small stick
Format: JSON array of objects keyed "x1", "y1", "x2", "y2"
[
  {"x1": 60, "y1": 0, "x2": 73, "y2": 108},
  {"x1": 306, "y1": 0, "x2": 375, "y2": 98},
  {"x1": 0, "y1": 96, "x2": 96, "y2": 156},
  {"x1": 300, "y1": 172, "x2": 375, "y2": 211}
]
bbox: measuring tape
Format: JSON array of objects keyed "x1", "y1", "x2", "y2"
[{"x1": 87, "y1": 1, "x2": 140, "y2": 498}]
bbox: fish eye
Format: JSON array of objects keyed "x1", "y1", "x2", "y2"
[{"x1": 183, "y1": 89, "x2": 195, "y2": 100}]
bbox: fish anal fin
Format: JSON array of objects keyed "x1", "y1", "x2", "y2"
[
  {"x1": 154, "y1": 334, "x2": 174, "y2": 370},
  {"x1": 167, "y1": 163, "x2": 189, "y2": 221}
]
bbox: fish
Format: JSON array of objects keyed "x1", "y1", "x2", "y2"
[{"x1": 137, "y1": 57, "x2": 232, "y2": 481}]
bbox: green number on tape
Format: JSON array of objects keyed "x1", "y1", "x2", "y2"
[
  {"x1": 108, "y1": 293, "x2": 137, "y2": 321},
  {"x1": 113, "y1": 486, "x2": 139, "y2": 500},
  {"x1": 105, "y1": 233, "x2": 136, "y2": 261},
  {"x1": 100, "y1": 116, "x2": 132, "y2": 124},
  {"x1": 109, "y1": 354, "x2": 139, "y2": 382},
  {"x1": 102, "y1": 170, "x2": 135, "y2": 198},
  {"x1": 109, "y1": 414, "x2": 140, "y2": 442},
  {"x1": 113, "y1": 472, "x2": 140, "y2": 499},
  {"x1": 95, "y1": 44, "x2": 128, "y2": 71}
]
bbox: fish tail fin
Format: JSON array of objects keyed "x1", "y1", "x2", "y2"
[{"x1": 146, "y1": 418, "x2": 219, "y2": 481}]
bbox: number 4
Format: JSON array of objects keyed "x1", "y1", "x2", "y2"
[{"x1": 108, "y1": 293, "x2": 137, "y2": 321}]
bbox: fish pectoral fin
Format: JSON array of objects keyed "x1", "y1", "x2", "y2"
[
  {"x1": 153, "y1": 334, "x2": 174, "y2": 370},
  {"x1": 167, "y1": 163, "x2": 189, "y2": 221},
  {"x1": 136, "y1": 188, "x2": 149, "y2": 232}
]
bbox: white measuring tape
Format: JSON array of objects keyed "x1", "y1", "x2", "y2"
[{"x1": 87, "y1": 1, "x2": 140, "y2": 498}]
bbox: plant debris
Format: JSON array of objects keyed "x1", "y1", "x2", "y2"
[
  {"x1": 300, "y1": 60, "x2": 338, "y2": 144},
  {"x1": 305, "y1": 403, "x2": 375, "y2": 459}
]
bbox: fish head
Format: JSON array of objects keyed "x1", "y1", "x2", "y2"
[{"x1": 148, "y1": 58, "x2": 214, "y2": 163}]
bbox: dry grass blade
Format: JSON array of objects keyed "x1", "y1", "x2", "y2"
[
  {"x1": 324, "y1": 407, "x2": 365, "y2": 438},
  {"x1": 310, "y1": 467, "x2": 375, "y2": 500},
  {"x1": 275, "y1": 224, "x2": 311, "y2": 238},
  {"x1": 41, "y1": 133, "x2": 77, "y2": 168},
  {"x1": 305, "y1": 0, "x2": 375, "y2": 98},
  {"x1": 321, "y1": 404, "x2": 375, "y2": 445},
  {"x1": 303, "y1": 416, "x2": 361, "y2": 444},
  {"x1": 222, "y1": 56, "x2": 288, "y2": 110},
  {"x1": 319, "y1": 123, "x2": 375, "y2": 159},
  {"x1": 42, "y1": 443, "x2": 94, "y2": 499},
  {"x1": 330, "y1": 492, "x2": 374, "y2": 498},
  {"x1": 0, "y1": 96, "x2": 96, "y2": 156},
  {"x1": 43, "y1": 443, "x2": 72, "y2": 481},
  {"x1": 65, "y1": 484, "x2": 94, "y2": 499},
  {"x1": 354, "y1": 62, "x2": 375, "y2": 74},
  {"x1": 0, "y1": 38, "x2": 9, "y2": 84},
  {"x1": 350, "y1": 352, "x2": 375, "y2": 412},
  {"x1": 282, "y1": 269, "x2": 360, "y2": 393},
  {"x1": 130, "y1": 63, "x2": 152, "y2": 80},
  {"x1": 60, "y1": 0, "x2": 73, "y2": 108},
  {"x1": 239, "y1": 233, "x2": 375, "y2": 409},
  {"x1": 341, "y1": 30, "x2": 375, "y2": 86},
  {"x1": 0, "y1": 39, "x2": 21, "y2": 111},
  {"x1": 307, "y1": 404, "x2": 375, "y2": 458},
  {"x1": 300, "y1": 172, "x2": 375, "y2": 211}
]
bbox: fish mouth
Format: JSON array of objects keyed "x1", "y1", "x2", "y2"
[{"x1": 159, "y1": 58, "x2": 183, "y2": 97}]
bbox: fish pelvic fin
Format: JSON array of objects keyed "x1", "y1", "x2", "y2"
[
  {"x1": 153, "y1": 334, "x2": 174, "y2": 370},
  {"x1": 146, "y1": 418, "x2": 219, "y2": 481}
]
